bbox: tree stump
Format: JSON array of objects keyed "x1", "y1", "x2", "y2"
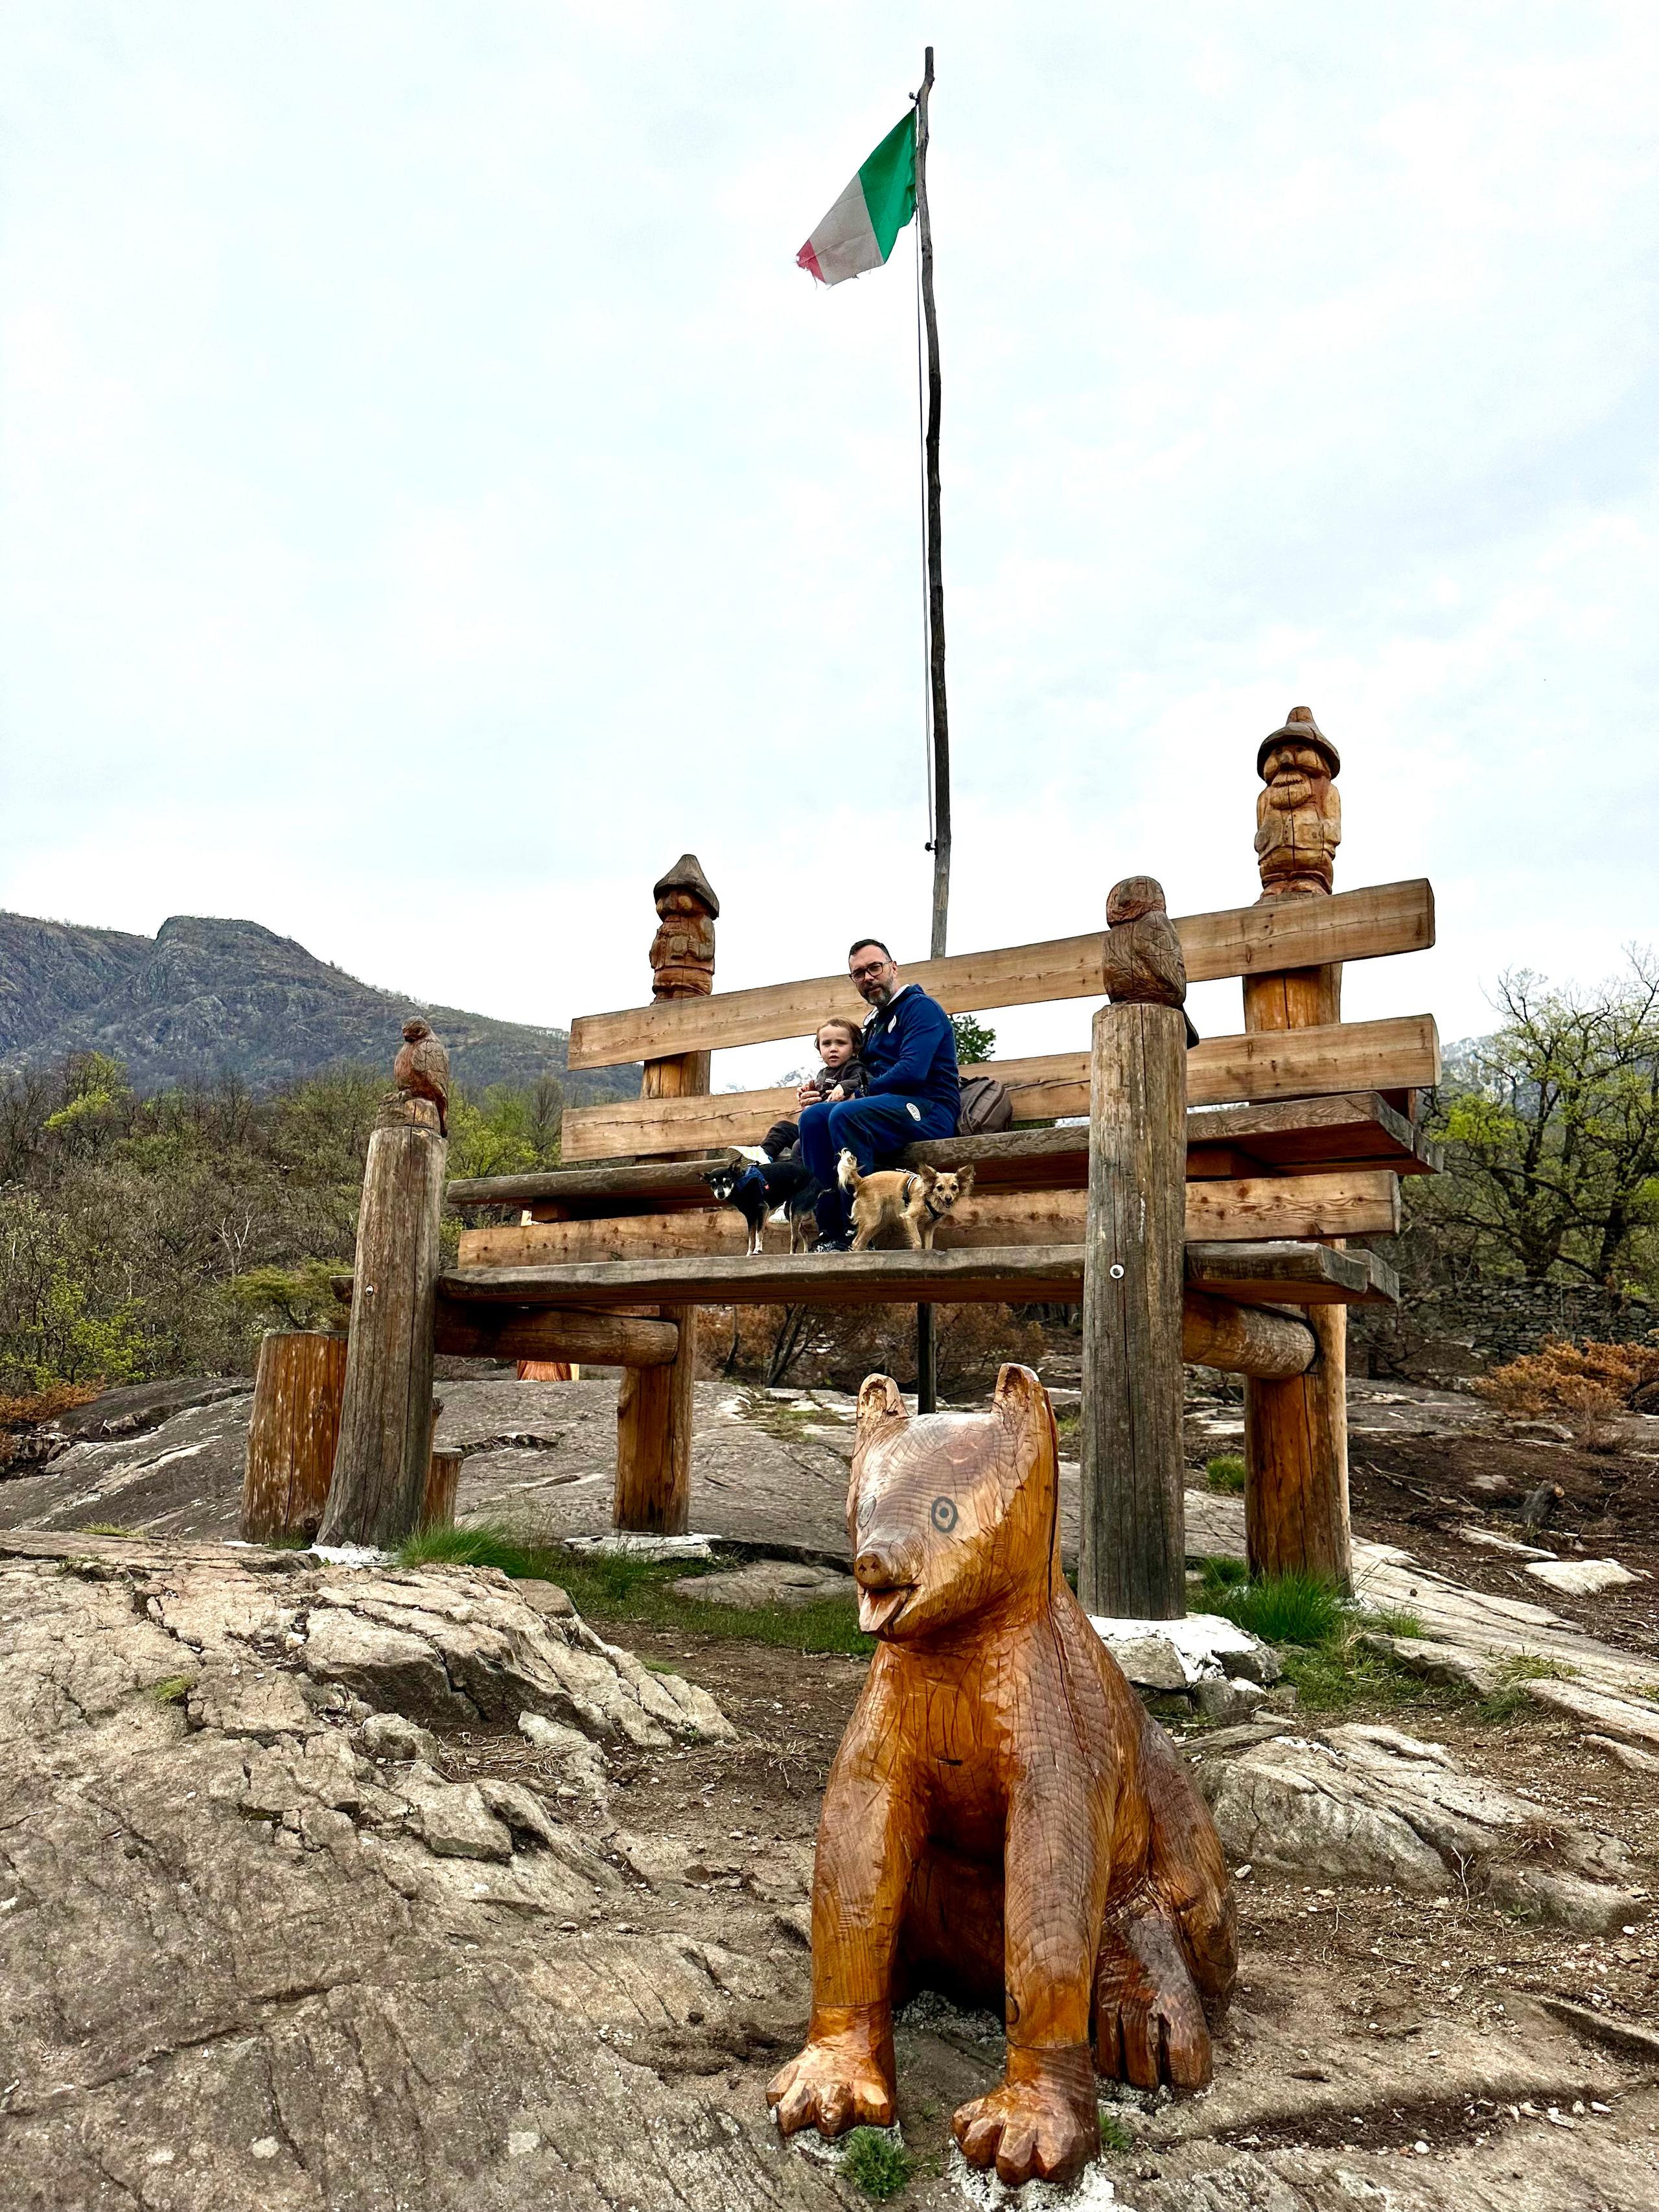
[
  {"x1": 240, "y1": 1331, "x2": 347, "y2": 1543},
  {"x1": 421, "y1": 1448, "x2": 462, "y2": 1531}
]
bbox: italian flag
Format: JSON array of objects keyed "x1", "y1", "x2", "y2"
[{"x1": 796, "y1": 110, "x2": 917, "y2": 286}]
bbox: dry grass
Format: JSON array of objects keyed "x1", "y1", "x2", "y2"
[
  {"x1": 1471, "y1": 1335, "x2": 1659, "y2": 1419},
  {"x1": 0, "y1": 1380, "x2": 102, "y2": 1465}
]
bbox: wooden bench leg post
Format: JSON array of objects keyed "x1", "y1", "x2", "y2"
[
  {"x1": 916, "y1": 1305, "x2": 938, "y2": 1413},
  {"x1": 1080, "y1": 999, "x2": 1189, "y2": 1620},
  {"x1": 1243, "y1": 704, "x2": 1352, "y2": 1592},
  {"x1": 319, "y1": 1094, "x2": 447, "y2": 1550},
  {"x1": 614, "y1": 1304, "x2": 695, "y2": 1533},
  {"x1": 612, "y1": 856, "x2": 719, "y2": 1534},
  {"x1": 240, "y1": 1329, "x2": 348, "y2": 1543}
]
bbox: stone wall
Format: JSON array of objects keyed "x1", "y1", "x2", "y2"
[{"x1": 1351, "y1": 1279, "x2": 1658, "y2": 1383}]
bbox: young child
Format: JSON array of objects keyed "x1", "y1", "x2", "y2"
[{"x1": 760, "y1": 1018, "x2": 868, "y2": 1163}]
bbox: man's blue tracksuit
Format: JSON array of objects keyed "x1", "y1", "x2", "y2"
[{"x1": 798, "y1": 984, "x2": 960, "y2": 1240}]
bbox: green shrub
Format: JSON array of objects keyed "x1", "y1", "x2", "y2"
[
  {"x1": 1205, "y1": 1454, "x2": 1247, "y2": 1493},
  {"x1": 841, "y1": 2128, "x2": 909, "y2": 2200}
]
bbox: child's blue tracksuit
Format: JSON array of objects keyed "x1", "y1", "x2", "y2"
[{"x1": 798, "y1": 984, "x2": 960, "y2": 1241}]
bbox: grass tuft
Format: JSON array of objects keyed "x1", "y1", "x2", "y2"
[
  {"x1": 395, "y1": 1520, "x2": 874, "y2": 1657},
  {"x1": 1097, "y1": 2108, "x2": 1134, "y2": 2154},
  {"x1": 149, "y1": 1675, "x2": 194, "y2": 1704},
  {"x1": 80, "y1": 1522, "x2": 137, "y2": 1538},
  {"x1": 1204, "y1": 1454, "x2": 1247, "y2": 1494},
  {"x1": 1201, "y1": 1566, "x2": 1344, "y2": 1647},
  {"x1": 840, "y1": 2127, "x2": 909, "y2": 2200},
  {"x1": 1368, "y1": 1607, "x2": 1424, "y2": 1638}
]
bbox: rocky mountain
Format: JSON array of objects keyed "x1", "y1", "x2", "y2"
[{"x1": 0, "y1": 911, "x2": 634, "y2": 1100}]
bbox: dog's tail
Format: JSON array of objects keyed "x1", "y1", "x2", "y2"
[{"x1": 837, "y1": 1148, "x2": 864, "y2": 1194}]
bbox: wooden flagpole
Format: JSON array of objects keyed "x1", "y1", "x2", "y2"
[
  {"x1": 914, "y1": 50, "x2": 949, "y2": 1414},
  {"x1": 916, "y1": 47, "x2": 950, "y2": 964}
]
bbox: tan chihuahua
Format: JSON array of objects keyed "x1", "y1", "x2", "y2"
[{"x1": 837, "y1": 1151, "x2": 975, "y2": 1250}]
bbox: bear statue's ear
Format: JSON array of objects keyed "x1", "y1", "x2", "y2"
[
  {"x1": 992, "y1": 1363, "x2": 1048, "y2": 1423},
  {"x1": 855, "y1": 1373, "x2": 907, "y2": 1444}
]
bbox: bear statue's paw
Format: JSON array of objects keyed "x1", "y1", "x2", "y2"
[
  {"x1": 1095, "y1": 1911, "x2": 1214, "y2": 2091},
  {"x1": 767, "y1": 2027, "x2": 895, "y2": 2139},
  {"x1": 951, "y1": 2042, "x2": 1097, "y2": 2189}
]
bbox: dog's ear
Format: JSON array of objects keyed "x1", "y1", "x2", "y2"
[
  {"x1": 955, "y1": 1163, "x2": 976, "y2": 1198},
  {"x1": 726, "y1": 1147, "x2": 745, "y2": 1163},
  {"x1": 916, "y1": 1163, "x2": 939, "y2": 1187}
]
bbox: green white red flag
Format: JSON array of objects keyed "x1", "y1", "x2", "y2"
[{"x1": 796, "y1": 110, "x2": 917, "y2": 285}]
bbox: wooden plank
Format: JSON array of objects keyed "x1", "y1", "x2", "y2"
[
  {"x1": 1185, "y1": 1240, "x2": 1398, "y2": 1306},
  {"x1": 559, "y1": 1016, "x2": 1441, "y2": 1162},
  {"x1": 456, "y1": 1170, "x2": 1400, "y2": 1270},
  {"x1": 566, "y1": 879, "x2": 1435, "y2": 1068},
  {"x1": 432, "y1": 1301, "x2": 680, "y2": 1368},
  {"x1": 445, "y1": 1091, "x2": 1436, "y2": 1216},
  {"x1": 1080, "y1": 1000, "x2": 1189, "y2": 1619},
  {"x1": 438, "y1": 1237, "x2": 1398, "y2": 1312}
]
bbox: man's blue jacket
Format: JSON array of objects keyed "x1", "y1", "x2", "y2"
[{"x1": 859, "y1": 984, "x2": 960, "y2": 1120}]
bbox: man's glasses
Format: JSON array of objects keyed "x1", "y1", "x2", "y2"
[{"x1": 850, "y1": 960, "x2": 888, "y2": 981}]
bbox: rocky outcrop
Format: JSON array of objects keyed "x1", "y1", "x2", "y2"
[{"x1": 1189, "y1": 1721, "x2": 1643, "y2": 1931}]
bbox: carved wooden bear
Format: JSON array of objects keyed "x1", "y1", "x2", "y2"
[{"x1": 768, "y1": 1364, "x2": 1236, "y2": 2187}]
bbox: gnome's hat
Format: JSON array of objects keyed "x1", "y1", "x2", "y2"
[
  {"x1": 1257, "y1": 704, "x2": 1340, "y2": 780},
  {"x1": 652, "y1": 852, "x2": 720, "y2": 917}
]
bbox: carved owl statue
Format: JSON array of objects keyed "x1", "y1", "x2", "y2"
[
  {"x1": 1101, "y1": 876, "x2": 1198, "y2": 1046},
  {"x1": 392, "y1": 1018, "x2": 450, "y2": 1134}
]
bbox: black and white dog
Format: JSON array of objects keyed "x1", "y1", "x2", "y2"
[{"x1": 705, "y1": 1152, "x2": 820, "y2": 1255}]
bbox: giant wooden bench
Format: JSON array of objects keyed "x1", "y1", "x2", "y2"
[{"x1": 324, "y1": 707, "x2": 1440, "y2": 1618}]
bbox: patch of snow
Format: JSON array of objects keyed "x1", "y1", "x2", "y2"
[
  {"x1": 564, "y1": 1532, "x2": 717, "y2": 1563},
  {"x1": 1089, "y1": 1611, "x2": 1264, "y2": 1685},
  {"x1": 947, "y1": 2143, "x2": 1127, "y2": 2207},
  {"x1": 308, "y1": 1544, "x2": 386, "y2": 1567}
]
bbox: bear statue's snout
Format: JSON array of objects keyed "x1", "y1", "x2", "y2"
[
  {"x1": 853, "y1": 1535, "x2": 922, "y2": 1592},
  {"x1": 852, "y1": 1533, "x2": 924, "y2": 1636}
]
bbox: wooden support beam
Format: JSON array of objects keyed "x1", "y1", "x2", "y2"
[
  {"x1": 1242, "y1": 706, "x2": 1354, "y2": 1593},
  {"x1": 432, "y1": 1299, "x2": 681, "y2": 1368},
  {"x1": 319, "y1": 1095, "x2": 447, "y2": 1550},
  {"x1": 1080, "y1": 1000, "x2": 1189, "y2": 1620},
  {"x1": 439, "y1": 1237, "x2": 1396, "y2": 1314},
  {"x1": 456, "y1": 1170, "x2": 1398, "y2": 1270},
  {"x1": 1181, "y1": 1294, "x2": 1314, "y2": 1380},
  {"x1": 557, "y1": 1015, "x2": 1441, "y2": 1161},
  {"x1": 566, "y1": 878, "x2": 1435, "y2": 1068},
  {"x1": 240, "y1": 1331, "x2": 347, "y2": 1543}
]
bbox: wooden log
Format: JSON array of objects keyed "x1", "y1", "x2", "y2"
[
  {"x1": 558, "y1": 1015, "x2": 1441, "y2": 1161},
  {"x1": 1242, "y1": 705, "x2": 1352, "y2": 1592},
  {"x1": 432, "y1": 1299, "x2": 680, "y2": 1367},
  {"x1": 422, "y1": 1448, "x2": 461, "y2": 1531},
  {"x1": 438, "y1": 1238, "x2": 1398, "y2": 1313},
  {"x1": 613, "y1": 1307, "x2": 695, "y2": 1533},
  {"x1": 318, "y1": 1094, "x2": 447, "y2": 1549},
  {"x1": 455, "y1": 1169, "x2": 1400, "y2": 1270},
  {"x1": 240, "y1": 1330, "x2": 348, "y2": 1543},
  {"x1": 1079, "y1": 1000, "x2": 1189, "y2": 1621},
  {"x1": 567, "y1": 878, "x2": 1435, "y2": 1068},
  {"x1": 1181, "y1": 1294, "x2": 1313, "y2": 1379}
]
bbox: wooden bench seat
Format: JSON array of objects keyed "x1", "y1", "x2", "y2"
[
  {"x1": 443, "y1": 1090, "x2": 1440, "y2": 1218},
  {"x1": 435, "y1": 1239, "x2": 1398, "y2": 1313}
]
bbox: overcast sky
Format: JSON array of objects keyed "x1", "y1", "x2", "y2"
[{"x1": 2, "y1": 2, "x2": 1654, "y2": 1087}]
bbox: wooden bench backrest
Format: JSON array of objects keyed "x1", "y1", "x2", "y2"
[{"x1": 561, "y1": 879, "x2": 1438, "y2": 1165}]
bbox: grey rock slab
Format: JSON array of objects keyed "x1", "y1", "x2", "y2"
[
  {"x1": 1586, "y1": 1731, "x2": 1659, "y2": 1773},
  {"x1": 1457, "y1": 1524, "x2": 1557, "y2": 1561},
  {"x1": 1194, "y1": 1677, "x2": 1269, "y2": 1725},
  {"x1": 0, "y1": 1390, "x2": 253, "y2": 1540},
  {"x1": 359, "y1": 1710, "x2": 439, "y2": 1764},
  {"x1": 302, "y1": 1603, "x2": 474, "y2": 1721},
  {"x1": 1194, "y1": 1721, "x2": 1640, "y2": 1929},
  {"x1": 670, "y1": 1560, "x2": 855, "y2": 1609},
  {"x1": 1524, "y1": 1677, "x2": 1659, "y2": 1747},
  {"x1": 1358, "y1": 1632, "x2": 1501, "y2": 1697},
  {"x1": 186, "y1": 1662, "x2": 316, "y2": 1741},
  {"x1": 398, "y1": 1765, "x2": 515, "y2": 1860},
  {"x1": 517, "y1": 1710, "x2": 610, "y2": 1807},
  {"x1": 1525, "y1": 1556, "x2": 1646, "y2": 1596}
]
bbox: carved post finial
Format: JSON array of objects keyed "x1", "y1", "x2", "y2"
[
  {"x1": 1255, "y1": 706, "x2": 1341, "y2": 899},
  {"x1": 384, "y1": 1016, "x2": 449, "y2": 1134},
  {"x1": 1101, "y1": 875, "x2": 1198, "y2": 1043},
  {"x1": 649, "y1": 853, "x2": 719, "y2": 1002}
]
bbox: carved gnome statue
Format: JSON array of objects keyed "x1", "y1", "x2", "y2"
[
  {"x1": 648, "y1": 853, "x2": 719, "y2": 1001},
  {"x1": 1255, "y1": 705, "x2": 1341, "y2": 899},
  {"x1": 1102, "y1": 876, "x2": 1199, "y2": 1045},
  {"x1": 389, "y1": 1017, "x2": 450, "y2": 1134}
]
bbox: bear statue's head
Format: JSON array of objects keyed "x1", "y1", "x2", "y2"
[{"x1": 845, "y1": 1362, "x2": 1061, "y2": 1641}]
